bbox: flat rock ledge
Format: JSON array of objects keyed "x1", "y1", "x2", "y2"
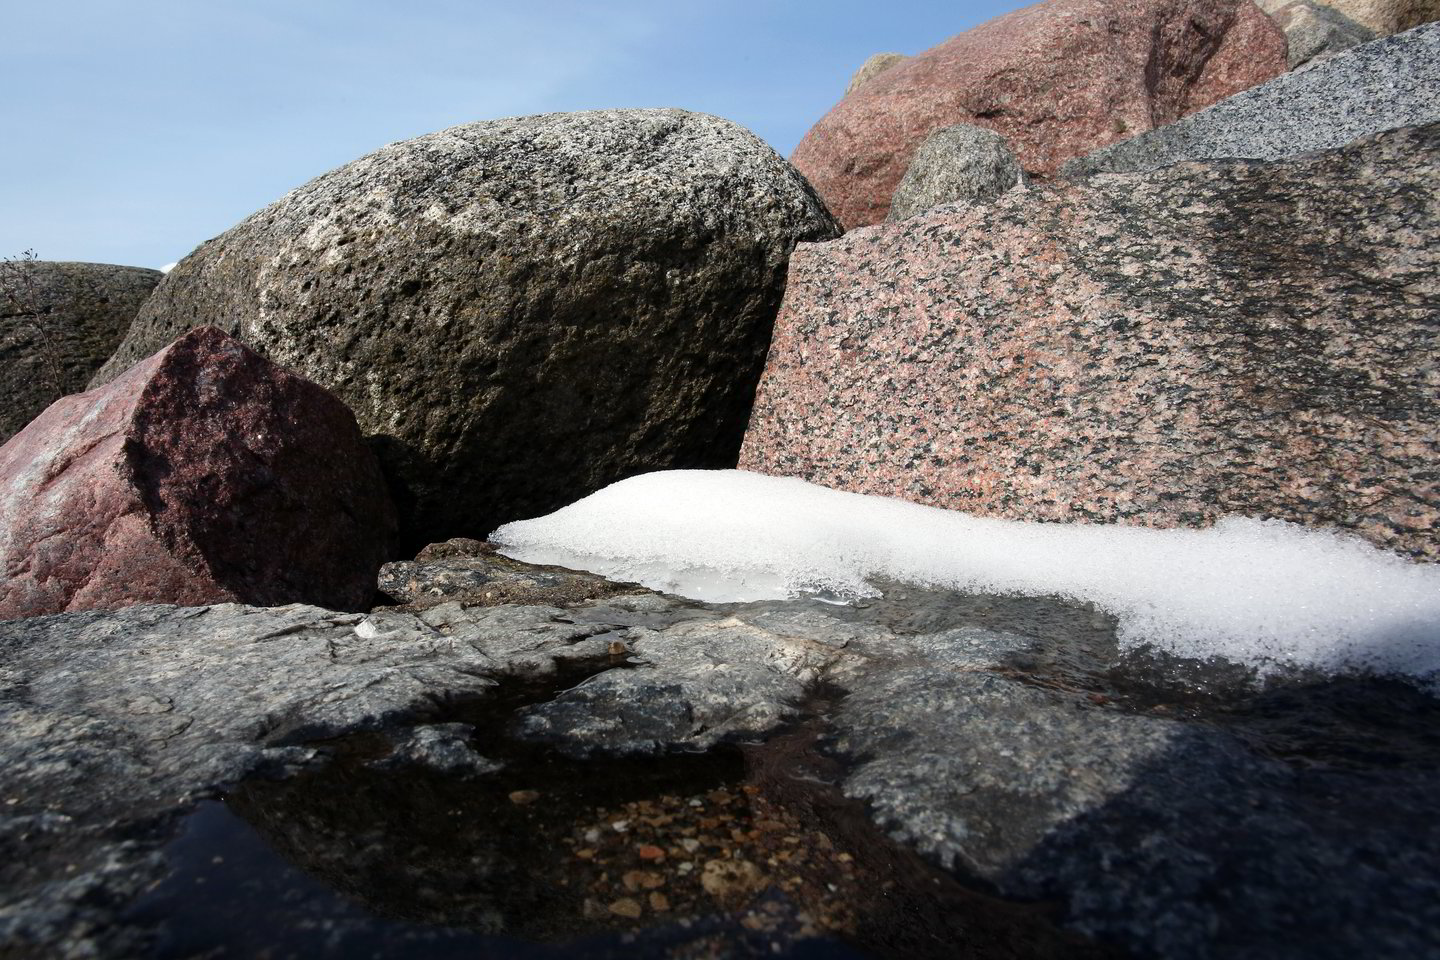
[{"x1": 2, "y1": 559, "x2": 1436, "y2": 959}]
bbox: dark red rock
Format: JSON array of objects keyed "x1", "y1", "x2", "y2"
[
  {"x1": 741, "y1": 123, "x2": 1440, "y2": 560},
  {"x1": 0, "y1": 327, "x2": 396, "y2": 618},
  {"x1": 792, "y1": 0, "x2": 1287, "y2": 229}
]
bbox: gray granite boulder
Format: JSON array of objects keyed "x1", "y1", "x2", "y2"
[
  {"x1": 1259, "y1": 0, "x2": 1378, "y2": 67},
  {"x1": 0, "y1": 260, "x2": 160, "y2": 443},
  {"x1": 844, "y1": 52, "x2": 907, "y2": 95},
  {"x1": 90, "y1": 109, "x2": 841, "y2": 549},
  {"x1": 888, "y1": 125, "x2": 1025, "y2": 221},
  {"x1": 1065, "y1": 21, "x2": 1440, "y2": 176},
  {"x1": 742, "y1": 123, "x2": 1440, "y2": 560}
]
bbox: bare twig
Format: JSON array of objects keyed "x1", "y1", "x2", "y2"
[{"x1": 0, "y1": 250, "x2": 66, "y2": 395}]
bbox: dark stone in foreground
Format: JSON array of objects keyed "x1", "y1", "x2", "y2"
[
  {"x1": 90, "y1": 109, "x2": 840, "y2": 549},
  {"x1": 742, "y1": 123, "x2": 1440, "y2": 559},
  {"x1": 377, "y1": 538, "x2": 644, "y2": 611},
  {"x1": 0, "y1": 260, "x2": 161, "y2": 444},
  {"x1": 0, "y1": 327, "x2": 396, "y2": 617},
  {"x1": 1064, "y1": 22, "x2": 1440, "y2": 176},
  {"x1": 2, "y1": 566, "x2": 1436, "y2": 958}
]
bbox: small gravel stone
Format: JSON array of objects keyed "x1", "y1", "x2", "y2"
[{"x1": 608, "y1": 897, "x2": 643, "y2": 919}]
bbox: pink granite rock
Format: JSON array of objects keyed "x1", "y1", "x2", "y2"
[
  {"x1": 792, "y1": 0, "x2": 1287, "y2": 229},
  {"x1": 0, "y1": 327, "x2": 396, "y2": 618},
  {"x1": 741, "y1": 123, "x2": 1440, "y2": 560}
]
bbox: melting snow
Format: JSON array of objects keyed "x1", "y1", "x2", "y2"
[{"x1": 492, "y1": 470, "x2": 1440, "y2": 686}]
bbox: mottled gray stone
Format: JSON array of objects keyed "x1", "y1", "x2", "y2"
[
  {"x1": 1260, "y1": 0, "x2": 1378, "y2": 67},
  {"x1": 378, "y1": 538, "x2": 644, "y2": 611},
  {"x1": 89, "y1": 110, "x2": 840, "y2": 550},
  {"x1": 888, "y1": 125, "x2": 1025, "y2": 221},
  {"x1": 514, "y1": 615, "x2": 846, "y2": 755},
  {"x1": 829, "y1": 650, "x2": 1440, "y2": 960},
  {"x1": 844, "y1": 52, "x2": 907, "y2": 95},
  {"x1": 0, "y1": 260, "x2": 160, "y2": 443},
  {"x1": 1064, "y1": 22, "x2": 1440, "y2": 176}
]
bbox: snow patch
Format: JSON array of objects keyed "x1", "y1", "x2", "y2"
[
  {"x1": 159, "y1": 262, "x2": 177, "y2": 273},
  {"x1": 492, "y1": 470, "x2": 1440, "y2": 686}
]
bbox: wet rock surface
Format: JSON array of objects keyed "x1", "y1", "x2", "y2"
[
  {"x1": 1, "y1": 552, "x2": 1436, "y2": 958},
  {"x1": 378, "y1": 538, "x2": 644, "y2": 611},
  {"x1": 0, "y1": 259, "x2": 161, "y2": 445},
  {"x1": 742, "y1": 122, "x2": 1440, "y2": 560},
  {"x1": 0, "y1": 326, "x2": 396, "y2": 619},
  {"x1": 1065, "y1": 22, "x2": 1440, "y2": 176},
  {"x1": 89, "y1": 109, "x2": 840, "y2": 550}
]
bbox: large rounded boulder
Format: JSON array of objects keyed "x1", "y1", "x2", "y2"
[
  {"x1": 93, "y1": 109, "x2": 841, "y2": 548},
  {"x1": 0, "y1": 260, "x2": 161, "y2": 444},
  {"x1": 791, "y1": 0, "x2": 1286, "y2": 228}
]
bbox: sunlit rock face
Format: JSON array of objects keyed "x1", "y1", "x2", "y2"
[
  {"x1": 0, "y1": 327, "x2": 395, "y2": 617},
  {"x1": 1307, "y1": 0, "x2": 1440, "y2": 34},
  {"x1": 1065, "y1": 21, "x2": 1440, "y2": 175},
  {"x1": 1257, "y1": 0, "x2": 1377, "y2": 68},
  {"x1": 790, "y1": 0, "x2": 1286, "y2": 228},
  {"x1": 744, "y1": 123, "x2": 1440, "y2": 561},
  {"x1": 90, "y1": 109, "x2": 841, "y2": 550}
]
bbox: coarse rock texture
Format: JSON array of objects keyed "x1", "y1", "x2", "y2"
[
  {"x1": 1258, "y1": 0, "x2": 1377, "y2": 67},
  {"x1": 887, "y1": 125, "x2": 1025, "y2": 221},
  {"x1": 844, "y1": 52, "x2": 908, "y2": 95},
  {"x1": 0, "y1": 260, "x2": 161, "y2": 444},
  {"x1": 90, "y1": 109, "x2": 841, "y2": 549},
  {"x1": 4, "y1": 572, "x2": 1437, "y2": 959},
  {"x1": 377, "y1": 538, "x2": 645, "y2": 611},
  {"x1": 741, "y1": 123, "x2": 1440, "y2": 560},
  {"x1": 827, "y1": 641, "x2": 1440, "y2": 960},
  {"x1": 1065, "y1": 21, "x2": 1440, "y2": 175},
  {"x1": 0, "y1": 327, "x2": 395, "y2": 618},
  {"x1": 789, "y1": 0, "x2": 1286, "y2": 228},
  {"x1": 1311, "y1": 0, "x2": 1440, "y2": 32},
  {"x1": 373, "y1": 723, "x2": 504, "y2": 778}
]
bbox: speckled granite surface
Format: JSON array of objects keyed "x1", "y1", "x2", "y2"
[{"x1": 740, "y1": 123, "x2": 1440, "y2": 560}]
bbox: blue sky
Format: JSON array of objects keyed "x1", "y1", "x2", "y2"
[{"x1": 2, "y1": 1, "x2": 1023, "y2": 269}]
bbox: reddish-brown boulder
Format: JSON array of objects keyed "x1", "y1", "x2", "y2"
[
  {"x1": 0, "y1": 327, "x2": 396, "y2": 618},
  {"x1": 792, "y1": 0, "x2": 1287, "y2": 229},
  {"x1": 741, "y1": 123, "x2": 1440, "y2": 560}
]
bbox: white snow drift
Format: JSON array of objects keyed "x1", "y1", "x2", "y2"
[{"x1": 492, "y1": 470, "x2": 1440, "y2": 685}]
